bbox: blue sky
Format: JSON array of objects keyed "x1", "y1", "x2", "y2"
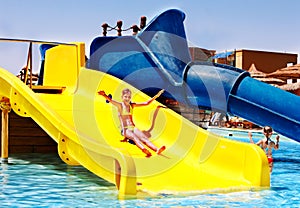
[{"x1": 0, "y1": 0, "x2": 299, "y2": 74}]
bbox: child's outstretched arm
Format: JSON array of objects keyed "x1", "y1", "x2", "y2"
[
  {"x1": 135, "y1": 89, "x2": 165, "y2": 107},
  {"x1": 153, "y1": 89, "x2": 165, "y2": 100},
  {"x1": 248, "y1": 132, "x2": 254, "y2": 143},
  {"x1": 275, "y1": 135, "x2": 280, "y2": 149},
  {"x1": 97, "y1": 90, "x2": 120, "y2": 107},
  {"x1": 98, "y1": 90, "x2": 109, "y2": 99}
]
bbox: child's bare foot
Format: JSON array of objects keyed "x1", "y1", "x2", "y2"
[
  {"x1": 156, "y1": 146, "x2": 166, "y2": 155},
  {"x1": 142, "y1": 148, "x2": 152, "y2": 157}
]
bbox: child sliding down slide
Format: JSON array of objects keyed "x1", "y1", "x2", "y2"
[{"x1": 98, "y1": 88, "x2": 166, "y2": 157}]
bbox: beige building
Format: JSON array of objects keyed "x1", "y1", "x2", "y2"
[
  {"x1": 213, "y1": 49, "x2": 298, "y2": 73},
  {"x1": 235, "y1": 49, "x2": 297, "y2": 73},
  {"x1": 191, "y1": 47, "x2": 300, "y2": 97}
]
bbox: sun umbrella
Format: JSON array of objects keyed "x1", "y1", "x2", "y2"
[{"x1": 267, "y1": 64, "x2": 300, "y2": 79}]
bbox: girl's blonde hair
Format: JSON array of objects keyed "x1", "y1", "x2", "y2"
[
  {"x1": 122, "y1": 88, "x2": 131, "y2": 96},
  {"x1": 263, "y1": 126, "x2": 273, "y2": 133}
]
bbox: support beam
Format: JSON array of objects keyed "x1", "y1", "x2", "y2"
[
  {"x1": 0, "y1": 97, "x2": 11, "y2": 163},
  {"x1": 1, "y1": 110, "x2": 9, "y2": 163}
]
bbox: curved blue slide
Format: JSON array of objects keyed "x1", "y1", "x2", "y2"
[{"x1": 88, "y1": 9, "x2": 300, "y2": 142}]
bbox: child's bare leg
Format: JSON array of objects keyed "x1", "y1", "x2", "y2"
[
  {"x1": 269, "y1": 162, "x2": 273, "y2": 172},
  {"x1": 125, "y1": 130, "x2": 144, "y2": 149},
  {"x1": 125, "y1": 130, "x2": 152, "y2": 157},
  {"x1": 134, "y1": 128, "x2": 165, "y2": 154},
  {"x1": 134, "y1": 128, "x2": 157, "y2": 151}
]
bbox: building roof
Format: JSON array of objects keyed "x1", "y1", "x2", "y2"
[
  {"x1": 248, "y1": 63, "x2": 286, "y2": 85},
  {"x1": 257, "y1": 77, "x2": 285, "y2": 85},
  {"x1": 212, "y1": 51, "x2": 234, "y2": 59},
  {"x1": 248, "y1": 63, "x2": 266, "y2": 78},
  {"x1": 267, "y1": 64, "x2": 300, "y2": 78},
  {"x1": 235, "y1": 49, "x2": 298, "y2": 56},
  {"x1": 278, "y1": 82, "x2": 300, "y2": 91}
]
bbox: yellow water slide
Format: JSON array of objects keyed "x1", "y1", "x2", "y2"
[{"x1": 0, "y1": 42, "x2": 270, "y2": 197}]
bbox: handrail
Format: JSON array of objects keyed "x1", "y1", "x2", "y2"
[
  {"x1": 0, "y1": 38, "x2": 77, "y2": 46},
  {"x1": 0, "y1": 38, "x2": 77, "y2": 88},
  {"x1": 24, "y1": 42, "x2": 32, "y2": 88}
]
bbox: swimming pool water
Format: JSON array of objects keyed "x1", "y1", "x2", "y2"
[{"x1": 1, "y1": 130, "x2": 300, "y2": 207}]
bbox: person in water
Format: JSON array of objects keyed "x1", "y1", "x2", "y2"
[
  {"x1": 249, "y1": 126, "x2": 280, "y2": 172},
  {"x1": 98, "y1": 88, "x2": 166, "y2": 157}
]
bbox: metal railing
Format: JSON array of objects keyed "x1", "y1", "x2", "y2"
[{"x1": 0, "y1": 38, "x2": 76, "y2": 88}]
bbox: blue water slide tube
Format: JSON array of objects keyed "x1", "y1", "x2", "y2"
[
  {"x1": 88, "y1": 9, "x2": 300, "y2": 142},
  {"x1": 185, "y1": 62, "x2": 300, "y2": 142}
]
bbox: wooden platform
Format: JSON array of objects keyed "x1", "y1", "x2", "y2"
[
  {"x1": 0, "y1": 110, "x2": 57, "y2": 154},
  {"x1": 31, "y1": 85, "x2": 66, "y2": 94}
]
